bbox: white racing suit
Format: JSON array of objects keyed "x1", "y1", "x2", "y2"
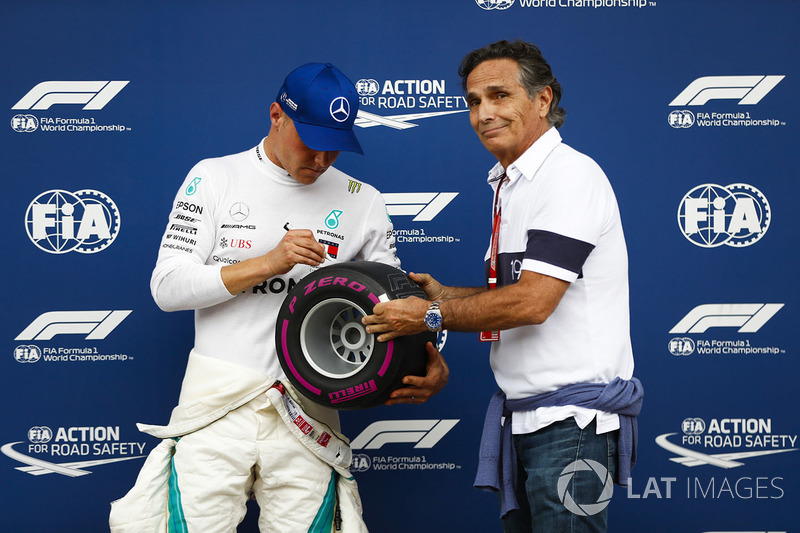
[
  {"x1": 111, "y1": 142, "x2": 398, "y2": 532},
  {"x1": 109, "y1": 352, "x2": 367, "y2": 533}
]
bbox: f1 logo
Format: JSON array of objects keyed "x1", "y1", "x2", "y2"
[
  {"x1": 12, "y1": 81, "x2": 129, "y2": 110},
  {"x1": 350, "y1": 419, "x2": 458, "y2": 450},
  {"x1": 382, "y1": 193, "x2": 458, "y2": 222},
  {"x1": 669, "y1": 304, "x2": 783, "y2": 334},
  {"x1": 15, "y1": 310, "x2": 132, "y2": 341},
  {"x1": 669, "y1": 76, "x2": 784, "y2": 106}
]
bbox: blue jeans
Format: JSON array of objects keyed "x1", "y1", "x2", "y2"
[{"x1": 501, "y1": 419, "x2": 618, "y2": 533}]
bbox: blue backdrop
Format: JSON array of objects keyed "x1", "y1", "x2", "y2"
[{"x1": 2, "y1": 1, "x2": 798, "y2": 531}]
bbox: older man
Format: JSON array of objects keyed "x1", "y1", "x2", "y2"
[
  {"x1": 363, "y1": 41, "x2": 642, "y2": 532},
  {"x1": 110, "y1": 62, "x2": 448, "y2": 533}
]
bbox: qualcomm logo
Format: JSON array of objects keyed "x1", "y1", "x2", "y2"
[
  {"x1": 476, "y1": 0, "x2": 515, "y2": 9},
  {"x1": 15, "y1": 310, "x2": 131, "y2": 342},
  {"x1": 350, "y1": 419, "x2": 458, "y2": 450},
  {"x1": 382, "y1": 192, "x2": 458, "y2": 222},
  {"x1": 670, "y1": 76, "x2": 784, "y2": 106},
  {"x1": 678, "y1": 183, "x2": 770, "y2": 248},
  {"x1": 12, "y1": 81, "x2": 129, "y2": 110},
  {"x1": 25, "y1": 189, "x2": 121, "y2": 254},
  {"x1": 656, "y1": 418, "x2": 797, "y2": 469},
  {"x1": 558, "y1": 459, "x2": 613, "y2": 516}
]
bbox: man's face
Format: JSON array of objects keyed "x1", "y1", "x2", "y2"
[
  {"x1": 465, "y1": 58, "x2": 552, "y2": 168},
  {"x1": 269, "y1": 104, "x2": 340, "y2": 185}
]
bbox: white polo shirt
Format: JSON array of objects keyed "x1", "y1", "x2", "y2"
[{"x1": 484, "y1": 127, "x2": 634, "y2": 435}]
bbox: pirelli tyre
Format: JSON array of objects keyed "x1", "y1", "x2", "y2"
[{"x1": 276, "y1": 261, "x2": 434, "y2": 410}]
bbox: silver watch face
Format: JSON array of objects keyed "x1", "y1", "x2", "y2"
[{"x1": 425, "y1": 311, "x2": 442, "y2": 330}]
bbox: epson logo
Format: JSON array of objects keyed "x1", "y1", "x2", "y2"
[
  {"x1": 382, "y1": 192, "x2": 458, "y2": 222},
  {"x1": 350, "y1": 419, "x2": 458, "y2": 450},
  {"x1": 670, "y1": 76, "x2": 784, "y2": 106},
  {"x1": 670, "y1": 304, "x2": 783, "y2": 334},
  {"x1": 176, "y1": 201, "x2": 203, "y2": 214},
  {"x1": 15, "y1": 310, "x2": 131, "y2": 341},
  {"x1": 12, "y1": 81, "x2": 129, "y2": 110}
]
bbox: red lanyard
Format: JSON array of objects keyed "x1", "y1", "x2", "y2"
[
  {"x1": 487, "y1": 173, "x2": 505, "y2": 291},
  {"x1": 480, "y1": 173, "x2": 506, "y2": 343}
]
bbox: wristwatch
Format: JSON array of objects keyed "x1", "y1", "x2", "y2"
[{"x1": 424, "y1": 301, "x2": 443, "y2": 332}]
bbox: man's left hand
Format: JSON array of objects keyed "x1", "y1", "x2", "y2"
[
  {"x1": 385, "y1": 342, "x2": 449, "y2": 406},
  {"x1": 363, "y1": 296, "x2": 429, "y2": 342}
]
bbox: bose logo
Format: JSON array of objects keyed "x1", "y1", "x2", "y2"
[
  {"x1": 382, "y1": 192, "x2": 458, "y2": 222},
  {"x1": 669, "y1": 304, "x2": 783, "y2": 334},
  {"x1": 15, "y1": 311, "x2": 132, "y2": 341},
  {"x1": 12, "y1": 81, "x2": 129, "y2": 110},
  {"x1": 350, "y1": 419, "x2": 458, "y2": 450},
  {"x1": 669, "y1": 76, "x2": 784, "y2": 106}
]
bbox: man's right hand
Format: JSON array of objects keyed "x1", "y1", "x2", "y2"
[
  {"x1": 221, "y1": 229, "x2": 325, "y2": 295},
  {"x1": 266, "y1": 229, "x2": 326, "y2": 275}
]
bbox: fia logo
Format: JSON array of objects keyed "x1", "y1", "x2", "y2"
[
  {"x1": 25, "y1": 190, "x2": 121, "y2": 254},
  {"x1": 677, "y1": 183, "x2": 770, "y2": 247},
  {"x1": 667, "y1": 110, "x2": 695, "y2": 129},
  {"x1": 11, "y1": 114, "x2": 39, "y2": 132}
]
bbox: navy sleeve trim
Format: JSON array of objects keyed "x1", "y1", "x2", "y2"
[{"x1": 525, "y1": 230, "x2": 595, "y2": 275}]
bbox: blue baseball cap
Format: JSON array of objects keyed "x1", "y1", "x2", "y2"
[{"x1": 276, "y1": 63, "x2": 363, "y2": 155}]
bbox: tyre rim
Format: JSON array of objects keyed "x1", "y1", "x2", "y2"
[{"x1": 299, "y1": 298, "x2": 374, "y2": 379}]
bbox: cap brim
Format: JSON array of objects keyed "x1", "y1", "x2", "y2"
[{"x1": 293, "y1": 120, "x2": 364, "y2": 155}]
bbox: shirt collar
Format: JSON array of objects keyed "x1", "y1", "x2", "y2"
[
  {"x1": 486, "y1": 127, "x2": 562, "y2": 187},
  {"x1": 253, "y1": 138, "x2": 309, "y2": 187}
]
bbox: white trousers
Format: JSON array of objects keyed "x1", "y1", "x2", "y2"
[{"x1": 110, "y1": 389, "x2": 367, "y2": 532}]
